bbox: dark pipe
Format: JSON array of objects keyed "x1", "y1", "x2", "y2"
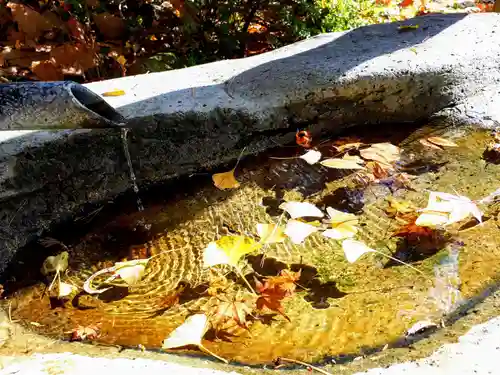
[{"x1": 0, "y1": 81, "x2": 126, "y2": 130}]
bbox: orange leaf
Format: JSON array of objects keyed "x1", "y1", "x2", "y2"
[
  {"x1": 7, "y1": 2, "x2": 56, "y2": 40},
  {"x1": 254, "y1": 270, "x2": 300, "y2": 321},
  {"x1": 31, "y1": 60, "x2": 63, "y2": 81},
  {"x1": 212, "y1": 169, "x2": 239, "y2": 190},
  {"x1": 399, "y1": 0, "x2": 414, "y2": 7},
  {"x1": 51, "y1": 44, "x2": 96, "y2": 72}
]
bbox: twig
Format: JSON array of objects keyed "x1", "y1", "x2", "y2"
[{"x1": 275, "y1": 357, "x2": 333, "y2": 375}]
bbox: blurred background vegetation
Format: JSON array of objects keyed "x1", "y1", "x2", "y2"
[{"x1": 0, "y1": 0, "x2": 492, "y2": 83}]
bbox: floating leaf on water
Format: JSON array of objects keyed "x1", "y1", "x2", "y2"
[
  {"x1": 385, "y1": 197, "x2": 416, "y2": 217},
  {"x1": 416, "y1": 191, "x2": 482, "y2": 227},
  {"x1": 332, "y1": 140, "x2": 364, "y2": 153},
  {"x1": 279, "y1": 201, "x2": 324, "y2": 219},
  {"x1": 284, "y1": 220, "x2": 319, "y2": 244},
  {"x1": 405, "y1": 320, "x2": 438, "y2": 337},
  {"x1": 256, "y1": 223, "x2": 286, "y2": 244},
  {"x1": 212, "y1": 148, "x2": 246, "y2": 190},
  {"x1": 426, "y1": 136, "x2": 458, "y2": 148},
  {"x1": 299, "y1": 149, "x2": 322, "y2": 165},
  {"x1": 322, "y1": 207, "x2": 359, "y2": 240},
  {"x1": 102, "y1": 89, "x2": 126, "y2": 97},
  {"x1": 114, "y1": 261, "x2": 147, "y2": 285},
  {"x1": 162, "y1": 314, "x2": 228, "y2": 363},
  {"x1": 341, "y1": 239, "x2": 375, "y2": 263},
  {"x1": 255, "y1": 270, "x2": 300, "y2": 321},
  {"x1": 203, "y1": 235, "x2": 261, "y2": 269},
  {"x1": 213, "y1": 297, "x2": 254, "y2": 330},
  {"x1": 320, "y1": 157, "x2": 365, "y2": 170},
  {"x1": 57, "y1": 282, "x2": 77, "y2": 299},
  {"x1": 415, "y1": 211, "x2": 450, "y2": 227},
  {"x1": 212, "y1": 169, "x2": 239, "y2": 190},
  {"x1": 162, "y1": 314, "x2": 208, "y2": 349},
  {"x1": 359, "y1": 143, "x2": 401, "y2": 165}
]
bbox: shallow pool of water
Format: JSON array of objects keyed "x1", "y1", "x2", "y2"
[{"x1": 2, "y1": 121, "x2": 499, "y2": 366}]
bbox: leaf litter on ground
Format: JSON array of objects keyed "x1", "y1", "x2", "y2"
[{"x1": 162, "y1": 314, "x2": 228, "y2": 363}]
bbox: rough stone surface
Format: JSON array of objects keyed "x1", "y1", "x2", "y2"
[{"x1": 1, "y1": 13, "x2": 500, "y2": 274}]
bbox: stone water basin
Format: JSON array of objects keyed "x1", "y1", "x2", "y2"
[{"x1": 2, "y1": 121, "x2": 499, "y2": 367}]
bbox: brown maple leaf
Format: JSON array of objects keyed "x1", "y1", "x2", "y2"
[
  {"x1": 213, "y1": 296, "x2": 254, "y2": 330},
  {"x1": 254, "y1": 270, "x2": 300, "y2": 322},
  {"x1": 392, "y1": 214, "x2": 435, "y2": 242}
]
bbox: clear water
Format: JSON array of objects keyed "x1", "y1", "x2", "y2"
[{"x1": 2, "y1": 122, "x2": 499, "y2": 366}]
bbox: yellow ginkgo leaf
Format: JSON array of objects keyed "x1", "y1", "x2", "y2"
[
  {"x1": 256, "y1": 223, "x2": 287, "y2": 244},
  {"x1": 162, "y1": 314, "x2": 228, "y2": 363},
  {"x1": 342, "y1": 239, "x2": 375, "y2": 263},
  {"x1": 279, "y1": 201, "x2": 324, "y2": 219},
  {"x1": 114, "y1": 261, "x2": 147, "y2": 285},
  {"x1": 323, "y1": 207, "x2": 359, "y2": 240},
  {"x1": 385, "y1": 197, "x2": 416, "y2": 216},
  {"x1": 284, "y1": 220, "x2": 319, "y2": 244},
  {"x1": 203, "y1": 235, "x2": 261, "y2": 269},
  {"x1": 212, "y1": 169, "x2": 239, "y2": 190},
  {"x1": 102, "y1": 89, "x2": 126, "y2": 97},
  {"x1": 415, "y1": 211, "x2": 449, "y2": 227},
  {"x1": 320, "y1": 157, "x2": 365, "y2": 170}
]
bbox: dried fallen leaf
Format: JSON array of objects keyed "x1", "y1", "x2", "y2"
[
  {"x1": 213, "y1": 296, "x2": 254, "y2": 330},
  {"x1": 416, "y1": 191, "x2": 482, "y2": 227},
  {"x1": 322, "y1": 207, "x2": 359, "y2": 240},
  {"x1": 426, "y1": 136, "x2": 458, "y2": 148},
  {"x1": 385, "y1": 197, "x2": 416, "y2": 217},
  {"x1": 255, "y1": 271, "x2": 299, "y2": 321},
  {"x1": 406, "y1": 320, "x2": 438, "y2": 337},
  {"x1": 341, "y1": 239, "x2": 375, "y2": 263},
  {"x1": 31, "y1": 60, "x2": 63, "y2": 81},
  {"x1": 114, "y1": 261, "x2": 147, "y2": 285},
  {"x1": 284, "y1": 220, "x2": 320, "y2": 244},
  {"x1": 7, "y1": 3, "x2": 56, "y2": 40},
  {"x1": 68, "y1": 324, "x2": 101, "y2": 341},
  {"x1": 419, "y1": 138, "x2": 443, "y2": 150},
  {"x1": 279, "y1": 201, "x2": 323, "y2": 219},
  {"x1": 320, "y1": 157, "x2": 365, "y2": 170},
  {"x1": 203, "y1": 236, "x2": 261, "y2": 269},
  {"x1": 256, "y1": 223, "x2": 286, "y2": 244},
  {"x1": 359, "y1": 143, "x2": 401, "y2": 165},
  {"x1": 299, "y1": 150, "x2": 322, "y2": 165},
  {"x1": 93, "y1": 12, "x2": 125, "y2": 39},
  {"x1": 102, "y1": 89, "x2": 126, "y2": 97},
  {"x1": 212, "y1": 169, "x2": 239, "y2": 190},
  {"x1": 398, "y1": 24, "x2": 419, "y2": 31},
  {"x1": 162, "y1": 314, "x2": 228, "y2": 363}
]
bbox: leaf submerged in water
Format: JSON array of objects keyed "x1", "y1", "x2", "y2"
[
  {"x1": 341, "y1": 239, "x2": 375, "y2": 263},
  {"x1": 202, "y1": 236, "x2": 262, "y2": 269},
  {"x1": 256, "y1": 223, "x2": 287, "y2": 244},
  {"x1": 322, "y1": 207, "x2": 359, "y2": 240},
  {"x1": 299, "y1": 149, "x2": 322, "y2": 165},
  {"x1": 162, "y1": 314, "x2": 228, "y2": 363}
]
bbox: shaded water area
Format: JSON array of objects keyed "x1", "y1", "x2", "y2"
[{"x1": 1, "y1": 121, "x2": 500, "y2": 367}]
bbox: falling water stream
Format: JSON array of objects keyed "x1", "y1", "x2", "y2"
[{"x1": 120, "y1": 128, "x2": 144, "y2": 212}]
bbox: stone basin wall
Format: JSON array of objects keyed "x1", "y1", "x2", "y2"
[{"x1": 1, "y1": 13, "x2": 500, "y2": 274}]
